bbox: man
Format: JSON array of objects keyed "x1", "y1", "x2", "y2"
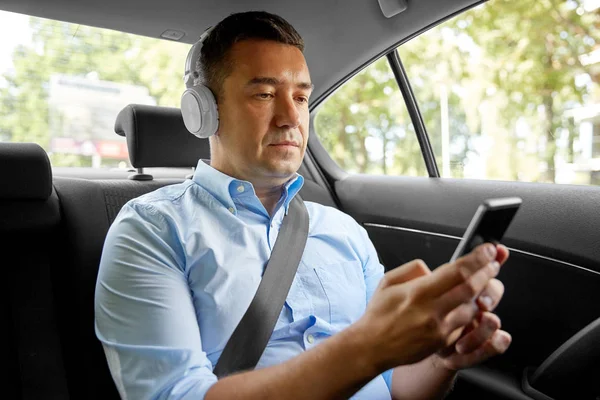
[{"x1": 95, "y1": 11, "x2": 511, "y2": 400}]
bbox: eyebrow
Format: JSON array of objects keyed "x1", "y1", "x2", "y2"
[{"x1": 246, "y1": 77, "x2": 314, "y2": 91}]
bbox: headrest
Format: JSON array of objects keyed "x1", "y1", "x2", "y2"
[
  {"x1": 114, "y1": 104, "x2": 211, "y2": 168},
  {"x1": 0, "y1": 142, "x2": 52, "y2": 200}
]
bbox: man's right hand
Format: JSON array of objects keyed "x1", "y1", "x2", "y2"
[{"x1": 354, "y1": 243, "x2": 504, "y2": 372}]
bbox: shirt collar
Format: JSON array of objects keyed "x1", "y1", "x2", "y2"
[
  {"x1": 192, "y1": 159, "x2": 304, "y2": 215},
  {"x1": 281, "y1": 172, "x2": 304, "y2": 215}
]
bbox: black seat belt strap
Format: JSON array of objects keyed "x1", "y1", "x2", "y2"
[{"x1": 213, "y1": 195, "x2": 309, "y2": 378}]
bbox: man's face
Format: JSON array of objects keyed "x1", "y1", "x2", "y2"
[{"x1": 211, "y1": 39, "x2": 312, "y2": 187}]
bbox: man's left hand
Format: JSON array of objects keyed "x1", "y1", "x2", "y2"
[
  {"x1": 433, "y1": 310, "x2": 512, "y2": 371},
  {"x1": 433, "y1": 245, "x2": 512, "y2": 371}
]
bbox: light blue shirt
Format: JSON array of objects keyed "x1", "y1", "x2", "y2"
[{"x1": 95, "y1": 160, "x2": 393, "y2": 399}]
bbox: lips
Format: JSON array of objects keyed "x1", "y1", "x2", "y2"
[{"x1": 270, "y1": 141, "x2": 299, "y2": 147}]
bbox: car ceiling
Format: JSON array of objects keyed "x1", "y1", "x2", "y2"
[{"x1": 1, "y1": 0, "x2": 482, "y2": 104}]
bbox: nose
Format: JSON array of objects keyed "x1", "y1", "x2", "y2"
[{"x1": 274, "y1": 94, "x2": 301, "y2": 129}]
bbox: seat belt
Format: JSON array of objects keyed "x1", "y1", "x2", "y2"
[{"x1": 213, "y1": 195, "x2": 309, "y2": 378}]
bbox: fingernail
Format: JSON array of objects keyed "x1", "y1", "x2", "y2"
[
  {"x1": 491, "y1": 261, "x2": 500, "y2": 272},
  {"x1": 479, "y1": 295, "x2": 493, "y2": 309},
  {"x1": 485, "y1": 244, "x2": 496, "y2": 260},
  {"x1": 493, "y1": 334, "x2": 509, "y2": 351},
  {"x1": 485, "y1": 318, "x2": 498, "y2": 331}
]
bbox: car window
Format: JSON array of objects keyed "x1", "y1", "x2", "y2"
[
  {"x1": 398, "y1": 0, "x2": 600, "y2": 185},
  {"x1": 314, "y1": 57, "x2": 427, "y2": 176},
  {"x1": 0, "y1": 10, "x2": 188, "y2": 169}
]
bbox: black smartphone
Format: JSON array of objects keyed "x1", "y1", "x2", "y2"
[{"x1": 450, "y1": 197, "x2": 522, "y2": 263}]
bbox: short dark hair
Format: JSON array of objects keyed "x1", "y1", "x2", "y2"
[{"x1": 194, "y1": 11, "x2": 305, "y2": 99}]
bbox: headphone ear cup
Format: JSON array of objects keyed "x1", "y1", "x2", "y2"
[{"x1": 181, "y1": 84, "x2": 219, "y2": 139}]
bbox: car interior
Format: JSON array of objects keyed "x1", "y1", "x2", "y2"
[{"x1": 1, "y1": 0, "x2": 599, "y2": 399}]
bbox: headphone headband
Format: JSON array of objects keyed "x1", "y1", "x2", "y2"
[{"x1": 183, "y1": 26, "x2": 213, "y2": 89}]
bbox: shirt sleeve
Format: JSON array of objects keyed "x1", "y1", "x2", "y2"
[
  {"x1": 357, "y1": 224, "x2": 385, "y2": 304},
  {"x1": 357, "y1": 223, "x2": 394, "y2": 393},
  {"x1": 95, "y1": 202, "x2": 218, "y2": 400}
]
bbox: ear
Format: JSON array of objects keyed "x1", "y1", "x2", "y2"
[{"x1": 214, "y1": 105, "x2": 220, "y2": 137}]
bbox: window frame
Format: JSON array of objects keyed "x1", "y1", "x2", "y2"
[
  {"x1": 306, "y1": 3, "x2": 492, "y2": 181},
  {"x1": 386, "y1": 50, "x2": 439, "y2": 178},
  {"x1": 308, "y1": 49, "x2": 440, "y2": 179}
]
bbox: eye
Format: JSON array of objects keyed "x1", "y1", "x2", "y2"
[
  {"x1": 255, "y1": 93, "x2": 274, "y2": 100},
  {"x1": 296, "y1": 97, "x2": 309, "y2": 104}
]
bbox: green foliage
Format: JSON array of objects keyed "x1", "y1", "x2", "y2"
[
  {"x1": 0, "y1": 17, "x2": 187, "y2": 166},
  {"x1": 2, "y1": 2, "x2": 600, "y2": 183},
  {"x1": 456, "y1": 0, "x2": 600, "y2": 183},
  {"x1": 315, "y1": 58, "x2": 427, "y2": 175},
  {"x1": 316, "y1": 0, "x2": 600, "y2": 184}
]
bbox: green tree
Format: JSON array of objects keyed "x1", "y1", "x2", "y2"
[
  {"x1": 462, "y1": 0, "x2": 600, "y2": 183},
  {"x1": 398, "y1": 27, "x2": 474, "y2": 178},
  {"x1": 315, "y1": 0, "x2": 600, "y2": 185},
  {"x1": 400, "y1": 0, "x2": 600, "y2": 183},
  {"x1": 315, "y1": 58, "x2": 427, "y2": 175},
  {"x1": 0, "y1": 18, "x2": 188, "y2": 166}
]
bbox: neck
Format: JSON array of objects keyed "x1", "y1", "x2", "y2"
[
  {"x1": 254, "y1": 185, "x2": 284, "y2": 217},
  {"x1": 209, "y1": 158, "x2": 291, "y2": 217}
]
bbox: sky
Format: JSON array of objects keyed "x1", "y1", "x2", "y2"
[{"x1": 0, "y1": 10, "x2": 31, "y2": 76}]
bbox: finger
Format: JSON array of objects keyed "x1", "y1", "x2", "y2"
[
  {"x1": 455, "y1": 312, "x2": 501, "y2": 354},
  {"x1": 435, "y1": 259, "x2": 500, "y2": 317},
  {"x1": 476, "y1": 279, "x2": 505, "y2": 312},
  {"x1": 496, "y1": 244, "x2": 510, "y2": 265},
  {"x1": 461, "y1": 318, "x2": 478, "y2": 337},
  {"x1": 442, "y1": 330, "x2": 512, "y2": 370},
  {"x1": 438, "y1": 318, "x2": 477, "y2": 358},
  {"x1": 380, "y1": 259, "x2": 431, "y2": 288},
  {"x1": 456, "y1": 243, "x2": 498, "y2": 276},
  {"x1": 441, "y1": 302, "x2": 479, "y2": 343},
  {"x1": 421, "y1": 243, "x2": 497, "y2": 297},
  {"x1": 436, "y1": 318, "x2": 478, "y2": 358}
]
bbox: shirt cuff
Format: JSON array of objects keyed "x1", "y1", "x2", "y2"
[{"x1": 382, "y1": 368, "x2": 394, "y2": 392}]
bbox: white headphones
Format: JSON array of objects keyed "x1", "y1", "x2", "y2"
[{"x1": 181, "y1": 27, "x2": 219, "y2": 138}]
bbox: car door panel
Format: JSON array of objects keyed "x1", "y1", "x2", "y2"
[
  {"x1": 335, "y1": 175, "x2": 600, "y2": 270},
  {"x1": 329, "y1": 173, "x2": 600, "y2": 399}
]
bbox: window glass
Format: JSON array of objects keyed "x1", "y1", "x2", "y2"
[
  {"x1": 314, "y1": 57, "x2": 427, "y2": 176},
  {"x1": 399, "y1": 0, "x2": 600, "y2": 185},
  {"x1": 0, "y1": 11, "x2": 188, "y2": 168}
]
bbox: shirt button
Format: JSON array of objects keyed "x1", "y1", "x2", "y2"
[
  {"x1": 307, "y1": 334, "x2": 315, "y2": 344},
  {"x1": 228, "y1": 207, "x2": 235, "y2": 214},
  {"x1": 236, "y1": 185, "x2": 245, "y2": 193}
]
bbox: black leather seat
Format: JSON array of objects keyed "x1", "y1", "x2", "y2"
[
  {"x1": 51, "y1": 105, "x2": 207, "y2": 399},
  {"x1": 1, "y1": 142, "x2": 70, "y2": 399}
]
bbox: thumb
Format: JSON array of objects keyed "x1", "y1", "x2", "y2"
[{"x1": 381, "y1": 259, "x2": 432, "y2": 288}]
